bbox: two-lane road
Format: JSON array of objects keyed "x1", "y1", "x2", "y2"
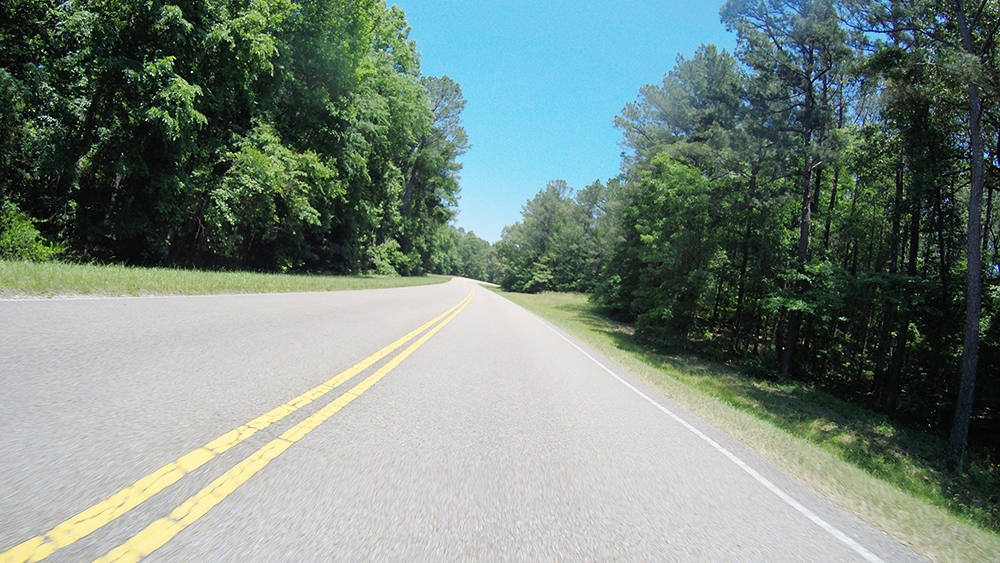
[{"x1": 1, "y1": 278, "x2": 922, "y2": 561}]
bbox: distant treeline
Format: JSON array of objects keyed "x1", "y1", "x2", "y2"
[
  {"x1": 0, "y1": 0, "x2": 492, "y2": 278},
  {"x1": 495, "y1": 0, "x2": 1000, "y2": 467}
]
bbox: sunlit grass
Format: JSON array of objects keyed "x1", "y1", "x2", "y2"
[
  {"x1": 495, "y1": 289, "x2": 1000, "y2": 563},
  {"x1": 0, "y1": 260, "x2": 449, "y2": 297}
]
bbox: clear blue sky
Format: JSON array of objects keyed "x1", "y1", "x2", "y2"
[{"x1": 393, "y1": 1, "x2": 736, "y2": 242}]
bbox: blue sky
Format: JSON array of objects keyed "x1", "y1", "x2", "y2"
[{"x1": 393, "y1": 1, "x2": 737, "y2": 242}]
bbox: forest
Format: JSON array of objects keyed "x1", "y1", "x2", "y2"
[
  {"x1": 0, "y1": 0, "x2": 491, "y2": 276},
  {"x1": 495, "y1": 0, "x2": 999, "y2": 470}
]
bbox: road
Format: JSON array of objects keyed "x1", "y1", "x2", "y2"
[{"x1": 0, "y1": 278, "x2": 923, "y2": 562}]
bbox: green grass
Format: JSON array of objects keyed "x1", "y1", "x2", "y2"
[
  {"x1": 0, "y1": 260, "x2": 449, "y2": 297},
  {"x1": 493, "y1": 288, "x2": 1000, "y2": 563}
]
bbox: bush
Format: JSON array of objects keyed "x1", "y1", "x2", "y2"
[{"x1": 0, "y1": 202, "x2": 63, "y2": 261}]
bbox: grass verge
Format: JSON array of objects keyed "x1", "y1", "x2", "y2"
[
  {"x1": 493, "y1": 289, "x2": 1000, "y2": 563},
  {"x1": 0, "y1": 260, "x2": 449, "y2": 297}
]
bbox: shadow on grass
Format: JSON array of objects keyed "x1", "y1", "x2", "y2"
[{"x1": 547, "y1": 295, "x2": 1000, "y2": 534}]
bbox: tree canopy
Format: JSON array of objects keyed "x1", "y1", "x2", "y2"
[{"x1": 0, "y1": 0, "x2": 468, "y2": 274}]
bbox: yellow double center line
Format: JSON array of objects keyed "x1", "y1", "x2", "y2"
[{"x1": 2, "y1": 287, "x2": 474, "y2": 563}]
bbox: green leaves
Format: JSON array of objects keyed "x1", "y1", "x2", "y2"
[
  {"x1": 495, "y1": 0, "x2": 1000, "y2": 473},
  {"x1": 495, "y1": 179, "x2": 613, "y2": 293},
  {"x1": 1, "y1": 0, "x2": 467, "y2": 274},
  {"x1": 0, "y1": 202, "x2": 64, "y2": 261},
  {"x1": 206, "y1": 124, "x2": 342, "y2": 269},
  {"x1": 593, "y1": 157, "x2": 720, "y2": 341},
  {"x1": 132, "y1": 57, "x2": 207, "y2": 141}
]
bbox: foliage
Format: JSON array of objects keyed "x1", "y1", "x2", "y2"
[
  {"x1": 430, "y1": 224, "x2": 494, "y2": 281},
  {"x1": 497, "y1": 0, "x2": 1000, "y2": 467},
  {"x1": 0, "y1": 0, "x2": 467, "y2": 275},
  {"x1": 495, "y1": 179, "x2": 614, "y2": 293},
  {"x1": 0, "y1": 202, "x2": 63, "y2": 261},
  {"x1": 594, "y1": 156, "x2": 717, "y2": 343}
]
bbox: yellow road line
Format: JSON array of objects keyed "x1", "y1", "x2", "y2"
[
  {"x1": 0, "y1": 288, "x2": 474, "y2": 563},
  {"x1": 95, "y1": 288, "x2": 474, "y2": 563}
]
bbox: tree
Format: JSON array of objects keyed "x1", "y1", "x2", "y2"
[
  {"x1": 0, "y1": 0, "x2": 468, "y2": 275},
  {"x1": 494, "y1": 179, "x2": 613, "y2": 293},
  {"x1": 945, "y1": 0, "x2": 998, "y2": 470},
  {"x1": 595, "y1": 156, "x2": 717, "y2": 344},
  {"x1": 430, "y1": 224, "x2": 494, "y2": 281},
  {"x1": 397, "y1": 75, "x2": 469, "y2": 273},
  {"x1": 722, "y1": 0, "x2": 853, "y2": 378}
]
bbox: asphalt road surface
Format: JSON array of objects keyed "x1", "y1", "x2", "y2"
[{"x1": 1, "y1": 278, "x2": 924, "y2": 562}]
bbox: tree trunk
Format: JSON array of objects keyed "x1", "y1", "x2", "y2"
[
  {"x1": 844, "y1": 180, "x2": 860, "y2": 270},
  {"x1": 823, "y1": 167, "x2": 839, "y2": 250},
  {"x1": 780, "y1": 146, "x2": 813, "y2": 379},
  {"x1": 733, "y1": 217, "x2": 752, "y2": 342},
  {"x1": 946, "y1": 0, "x2": 985, "y2": 472},
  {"x1": 881, "y1": 186, "x2": 921, "y2": 413},
  {"x1": 984, "y1": 185, "x2": 993, "y2": 253},
  {"x1": 824, "y1": 84, "x2": 846, "y2": 251},
  {"x1": 798, "y1": 151, "x2": 813, "y2": 264},
  {"x1": 873, "y1": 165, "x2": 903, "y2": 397},
  {"x1": 711, "y1": 280, "x2": 725, "y2": 333},
  {"x1": 812, "y1": 165, "x2": 822, "y2": 216}
]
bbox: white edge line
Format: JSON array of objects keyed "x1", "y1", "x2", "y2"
[{"x1": 531, "y1": 315, "x2": 884, "y2": 563}]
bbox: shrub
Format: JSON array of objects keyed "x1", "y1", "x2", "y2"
[{"x1": 0, "y1": 202, "x2": 64, "y2": 261}]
